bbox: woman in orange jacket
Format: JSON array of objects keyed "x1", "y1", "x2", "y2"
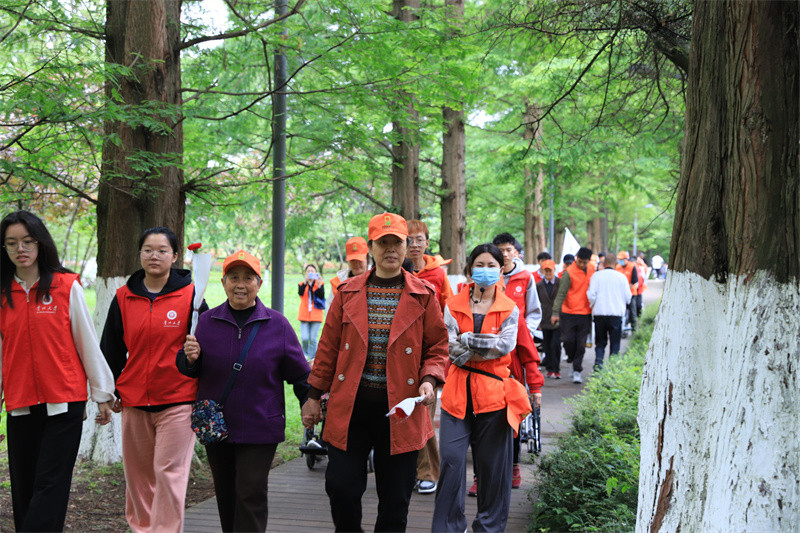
[
  {"x1": 297, "y1": 263, "x2": 325, "y2": 361},
  {"x1": 432, "y1": 243, "x2": 532, "y2": 533},
  {"x1": 301, "y1": 213, "x2": 448, "y2": 532}
]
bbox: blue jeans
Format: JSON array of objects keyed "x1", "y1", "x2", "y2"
[
  {"x1": 593, "y1": 315, "x2": 622, "y2": 369},
  {"x1": 300, "y1": 320, "x2": 321, "y2": 361}
]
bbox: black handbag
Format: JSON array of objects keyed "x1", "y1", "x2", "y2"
[{"x1": 191, "y1": 323, "x2": 261, "y2": 445}]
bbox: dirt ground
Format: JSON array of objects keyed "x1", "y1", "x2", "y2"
[{"x1": 0, "y1": 452, "x2": 219, "y2": 532}]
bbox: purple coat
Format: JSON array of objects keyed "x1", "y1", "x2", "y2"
[{"x1": 178, "y1": 298, "x2": 310, "y2": 444}]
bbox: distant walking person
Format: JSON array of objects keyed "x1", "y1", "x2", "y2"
[
  {"x1": 586, "y1": 255, "x2": 631, "y2": 370},
  {"x1": 0, "y1": 210, "x2": 115, "y2": 532},
  {"x1": 330, "y1": 237, "x2": 369, "y2": 296},
  {"x1": 406, "y1": 219, "x2": 454, "y2": 495},
  {"x1": 298, "y1": 264, "x2": 325, "y2": 361},
  {"x1": 551, "y1": 247, "x2": 595, "y2": 384},
  {"x1": 536, "y1": 259, "x2": 561, "y2": 378},
  {"x1": 615, "y1": 251, "x2": 639, "y2": 333}
]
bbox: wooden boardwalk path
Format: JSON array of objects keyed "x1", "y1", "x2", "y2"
[{"x1": 184, "y1": 450, "x2": 539, "y2": 532}]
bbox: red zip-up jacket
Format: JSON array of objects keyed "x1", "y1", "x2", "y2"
[{"x1": 101, "y1": 269, "x2": 199, "y2": 407}]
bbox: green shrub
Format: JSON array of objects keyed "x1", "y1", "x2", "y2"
[{"x1": 529, "y1": 305, "x2": 658, "y2": 532}]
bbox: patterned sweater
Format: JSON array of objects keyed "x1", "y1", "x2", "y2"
[{"x1": 358, "y1": 272, "x2": 404, "y2": 400}]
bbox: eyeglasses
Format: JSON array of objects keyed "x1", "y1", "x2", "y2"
[
  {"x1": 3, "y1": 238, "x2": 38, "y2": 252},
  {"x1": 140, "y1": 249, "x2": 174, "y2": 258},
  {"x1": 408, "y1": 237, "x2": 428, "y2": 245}
]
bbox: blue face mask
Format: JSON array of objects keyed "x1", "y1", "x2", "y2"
[{"x1": 471, "y1": 267, "x2": 501, "y2": 288}]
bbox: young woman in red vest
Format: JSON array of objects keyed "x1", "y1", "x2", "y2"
[
  {"x1": 101, "y1": 227, "x2": 202, "y2": 533},
  {"x1": 298, "y1": 263, "x2": 325, "y2": 361},
  {"x1": 432, "y1": 244, "x2": 532, "y2": 532},
  {"x1": 0, "y1": 210, "x2": 115, "y2": 531}
]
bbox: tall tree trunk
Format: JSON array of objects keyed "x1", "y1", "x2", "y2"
[
  {"x1": 439, "y1": 0, "x2": 466, "y2": 275},
  {"x1": 523, "y1": 101, "x2": 546, "y2": 261},
  {"x1": 390, "y1": 0, "x2": 420, "y2": 220},
  {"x1": 84, "y1": 0, "x2": 185, "y2": 464},
  {"x1": 638, "y1": 1, "x2": 800, "y2": 531}
]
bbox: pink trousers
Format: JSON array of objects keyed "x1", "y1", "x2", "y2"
[{"x1": 122, "y1": 405, "x2": 195, "y2": 533}]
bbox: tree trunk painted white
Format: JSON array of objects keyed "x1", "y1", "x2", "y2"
[
  {"x1": 78, "y1": 275, "x2": 127, "y2": 464},
  {"x1": 637, "y1": 270, "x2": 800, "y2": 531}
]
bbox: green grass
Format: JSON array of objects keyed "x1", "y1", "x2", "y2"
[{"x1": 528, "y1": 303, "x2": 659, "y2": 532}]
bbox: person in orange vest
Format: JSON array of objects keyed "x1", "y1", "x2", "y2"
[
  {"x1": 615, "y1": 251, "x2": 639, "y2": 333},
  {"x1": 1, "y1": 211, "x2": 115, "y2": 532},
  {"x1": 330, "y1": 237, "x2": 369, "y2": 296},
  {"x1": 406, "y1": 219, "x2": 454, "y2": 313},
  {"x1": 551, "y1": 247, "x2": 595, "y2": 384},
  {"x1": 492, "y1": 232, "x2": 542, "y2": 489},
  {"x1": 298, "y1": 264, "x2": 325, "y2": 361},
  {"x1": 635, "y1": 253, "x2": 648, "y2": 317},
  {"x1": 404, "y1": 219, "x2": 454, "y2": 495},
  {"x1": 432, "y1": 243, "x2": 532, "y2": 532}
]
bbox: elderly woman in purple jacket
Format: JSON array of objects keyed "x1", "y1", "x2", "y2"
[{"x1": 177, "y1": 250, "x2": 310, "y2": 533}]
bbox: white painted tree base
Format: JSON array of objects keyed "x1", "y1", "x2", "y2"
[
  {"x1": 637, "y1": 270, "x2": 800, "y2": 531},
  {"x1": 78, "y1": 276, "x2": 127, "y2": 464}
]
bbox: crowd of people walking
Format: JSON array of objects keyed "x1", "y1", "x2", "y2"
[{"x1": 0, "y1": 208, "x2": 661, "y2": 532}]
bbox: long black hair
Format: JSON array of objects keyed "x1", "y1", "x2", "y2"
[
  {"x1": 1, "y1": 210, "x2": 70, "y2": 307},
  {"x1": 138, "y1": 226, "x2": 178, "y2": 253},
  {"x1": 465, "y1": 243, "x2": 504, "y2": 276}
]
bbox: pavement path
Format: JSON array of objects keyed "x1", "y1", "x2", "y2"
[{"x1": 184, "y1": 280, "x2": 663, "y2": 532}]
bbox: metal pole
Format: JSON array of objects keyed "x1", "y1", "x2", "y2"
[
  {"x1": 271, "y1": 0, "x2": 288, "y2": 313},
  {"x1": 548, "y1": 172, "x2": 555, "y2": 253},
  {"x1": 633, "y1": 208, "x2": 638, "y2": 257}
]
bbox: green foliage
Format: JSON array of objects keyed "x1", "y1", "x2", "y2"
[{"x1": 530, "y1": 305, "x2": 658, "y2": 532}]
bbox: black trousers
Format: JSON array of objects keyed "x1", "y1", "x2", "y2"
[
  {"x1": 559, "y1": 313, "x2": 592, "y2": 372},
  {"x1": 205, "y1": 441, "x2": 278, "y2": 532},
  {"x1": 542, "y1": 328, "x2": 562, "y2": 373},
  {"x1": 325, "y1": 397, "x2": 419, "y2": 532},
  {"x1": 625, "y1": 299, "x2": 638, "y2": 330},
  {"x1": 593, "y1": 315, "x2": 623, "y2": 370},
  {"x1": 7, "y1": 401, "x2": 85, "y2": 532},
  {"x1": 635, "y1": 294, "x2": 643, "y2": 316}
]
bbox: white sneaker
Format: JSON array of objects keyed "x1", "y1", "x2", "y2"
[
  {"x1": 572, "y1": 371, "x2": 582, "y2": 384},
  {"x1": 418, "y1": 480, "x2": 437, "y2": 494}
]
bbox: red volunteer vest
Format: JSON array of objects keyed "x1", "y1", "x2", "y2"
[
  {"x1": 115, "y1": 283, "x2": 197, "y2": 406},
  {"x1": 562, "y1": 262, "x2": 595, "y2": 315},
  {"x1": 0, "y1": 272, "x2": 88, "y2": 411}
]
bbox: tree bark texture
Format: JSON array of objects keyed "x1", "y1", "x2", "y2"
[
  {"x1": 440, "y1": 105, "x2": 466, "y2": 275},
  {"x1": 98, "y1": 0, "x2": 185, "y2": 279},
  {"x1": 439, "y1": 0, "x2": 466, "y2": 275},
  {"x1": 638, "y1": 2, "x2": 800, "y2": 531},
  {"x1": 523, "y1": 101, "x2": 546, "y2": 261},
  {"x1": 669, "y1": 0, "x2": 800, "y2": 283},
  {"x1": 390, "y1": 0, "x2": 420, "y2": 220}
]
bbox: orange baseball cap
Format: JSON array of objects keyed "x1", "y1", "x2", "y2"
[
  {"x1": 617, "y1": 251, "x2": 630, "y2": 260},
  {"x1": 368, "y1": 212, "x2": 408, "y2": 241},
  {"x1": 223, "y1": 250, "x2": 262, "y2": 277},
  {"x1": 345, "y1": 236, "x2": 369, "y2": 261},
  {"x1": 540, "y1": 259, "x2": 556, "y2": 270}
]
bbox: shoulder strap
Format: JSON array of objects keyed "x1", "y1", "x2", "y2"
[
  {"x1": 219, "y1": 322, "x2": 261, "y2": 405},
  {"x1": 461, "y1": 364, "x2": 503, "y2": 381}
]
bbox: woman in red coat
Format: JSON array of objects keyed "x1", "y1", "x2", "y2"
[{"x1": 302, "y1": 213, "x2": 448, "y2": 532}]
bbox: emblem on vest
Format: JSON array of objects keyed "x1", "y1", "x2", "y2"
[
  {"x1": 164, "y1": 309, "x2": 182, "y2": 328},
  {"x1": 36, "y1": 294, "x2": 57, "y2": 314},
  {"x1": 515, "y1": 286, "x2": 522, "y2": 293}
]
